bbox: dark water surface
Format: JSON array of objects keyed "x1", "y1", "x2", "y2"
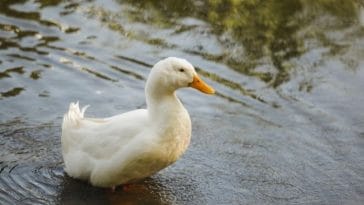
[{"x1": 1, "y1": 0, "x2": 364, "y2": 204}]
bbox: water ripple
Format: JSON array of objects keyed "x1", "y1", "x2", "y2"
[{"x1": 0, "y1": 163, "x2": 63, "y2": 204}]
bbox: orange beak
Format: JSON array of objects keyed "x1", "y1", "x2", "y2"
[{"x1": 189, "y1": 74, "x2": 215, "y2": 94}]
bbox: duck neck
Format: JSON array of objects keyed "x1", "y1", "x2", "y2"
[{"x1": 145, "y1": 81, "x2": 183, "y2": 120}]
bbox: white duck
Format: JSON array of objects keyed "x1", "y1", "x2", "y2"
[{"x1": 61, "y1": 57, "x2": 215, "y2": 188}]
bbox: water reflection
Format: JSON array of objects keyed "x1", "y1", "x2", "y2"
[
  {"x1": 0, "y1": 87, "x2": 24, "y2": 98},
  {"x1": 0, "y1": 66, "x2": 24, "y2": 79},
  {"x1": 59, "y1": 176, "x2": 174, "y2": 205},
  {"x1": 0, "y1": 162, "x2": 183, "y2": 205},
  {"x1": 1, "y1": 0, "x2": 361, "y2": 100},
  {"x1": 120, "y1": 0, "x2": 361, "y2": 87}
]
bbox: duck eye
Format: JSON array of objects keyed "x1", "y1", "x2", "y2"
[{"x1": 179, "y1": 68, "x2": 185, "y2": 72}]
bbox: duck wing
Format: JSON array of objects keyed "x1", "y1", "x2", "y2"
[{"x1": 61, "y1": 102, "x2": 149, "y2": 160}]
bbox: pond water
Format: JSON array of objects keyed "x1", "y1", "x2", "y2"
[{"x1": 1, "y1": 0, "x2": 364, "y2": 204}]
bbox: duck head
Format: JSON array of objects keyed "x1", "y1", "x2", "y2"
[{"x1": 146, "y1": 57, "x2": 215, "y2": 95}]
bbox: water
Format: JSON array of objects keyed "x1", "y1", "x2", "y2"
[{"x1": 0, "y1": 0, "x2": 363, "y2": 204}]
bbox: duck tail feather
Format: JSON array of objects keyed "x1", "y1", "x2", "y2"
[{"x1": 63, "y1": 102, "x2": 90, "y2": 128}]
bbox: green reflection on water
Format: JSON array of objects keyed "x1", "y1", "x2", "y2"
[
  {"x1": 0, "y1": 0, "x2": 361, "y2": 95},
  {"x1": 0, "y1": 67, "x2": 24, "y2": 79},
  {"x1": 0, "y1": 0, "x2": 78, "y2": 30},
  {"x1": 121, "y1": 0, "x2": 361, "y2": 87},
  {"x1": 0, "y1": 87, "x2": 24, "y2": 98}
]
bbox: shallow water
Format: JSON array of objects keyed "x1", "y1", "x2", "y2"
[{"x1": 1, "y1": 0, "x2": 364, "y2": 204}]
